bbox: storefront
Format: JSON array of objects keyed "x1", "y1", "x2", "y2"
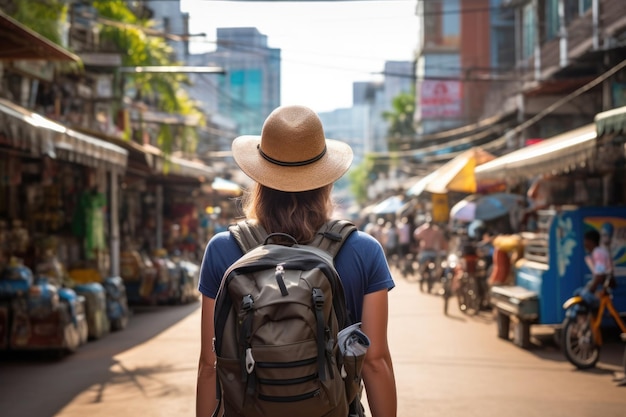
[
  {"x1": 404, "y1": 147, "x2": 498, "y2": 223},
  {"x1": 473, "y1": 124, "x2": 609, "y2": 208},
  {"x1": 0, "y1": 98, "x2": 128, "y2": 278}
]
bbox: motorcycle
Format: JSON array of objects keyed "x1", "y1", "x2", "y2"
[
  {"x1": 441, "y1": 252, "x2": 460, "y2": 315},
  {"x1": 561, "y1": 277, "x2": 626, "y2": 370},
  {"x1": 67, "y1": 267, "x2": 130, "y2": 337},
  {"x1": 120, "y1": 249, "x2": 158, "y2": 305},
  {"x1": 0, "y1": 261, "x2": 88, "y2": 355},
  {"x1": 418, "y1": 251, "x2": 446, "y2": 294}
]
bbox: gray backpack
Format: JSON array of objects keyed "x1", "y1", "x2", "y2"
[{"x1": 212, "y1": 219, "x2": 365, "y2": 417}]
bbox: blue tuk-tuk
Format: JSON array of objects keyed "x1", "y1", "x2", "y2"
[{"x1": 490, "y1": 206, "x2": 626, "y2": 348}]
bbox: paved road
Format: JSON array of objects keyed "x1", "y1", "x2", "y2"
[{"x1": 1, "y1": 271, "x2": 625, "y2": 417}]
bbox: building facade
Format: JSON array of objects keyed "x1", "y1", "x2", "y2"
[
  {"x1": 188, "y1": 27, "x2": 281, "y2": 137},
  {"x1": 352, "y1": 61, "x2": 415, "y2": 153}
]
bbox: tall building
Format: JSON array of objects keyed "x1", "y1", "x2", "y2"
[
  {"x1": 353, "y1": 61, "x2": 415, "y2": 153},
  {"x1": 414, "y1": 0, "x2": 510, "y2": 135},
  {"x1": 189, "y1": 28, "x2": 281, "y2": 136},
  {"x1": 142, "y1": 0, "x2": 190, "y2": 62},
  {"x1": 318, "y1": 106, "x2": 369, "y2": 165}
]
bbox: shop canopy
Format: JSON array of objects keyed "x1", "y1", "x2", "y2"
[
  {"x1": 166, "y1": 155, "x2": 214, "y2": 181},
  {"x1": 0, "y1": 11, "x2": 80, "y2": 62},
  {"x1": 406, "y1": 147, "x2": 495, "y2": 196},
  {"x1": 474, "y1": 123, "x2": 597, "y2": 182},
  {"x1": 595, "y1": 105, "x2": 626, "y2": 136},
  {"x1": 0, "y1": 98, "x2": 128, "y2": 170},
  {"x1": 209, "y1": 177, "x2": 243, "y2": 196}
]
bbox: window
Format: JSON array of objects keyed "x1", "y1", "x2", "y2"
[
  {"x1": 565, "y1": 0, "x2": 592, "y2": 24},
  {"x1": 522, "y1": 3, "x2": 536, "y2": 60},
  {"x1": 545, "y1": 0, "x2": 559, "y2": 41}
]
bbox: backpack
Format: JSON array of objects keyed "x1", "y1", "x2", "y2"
[{"x1": 212, "y1": 219, "x2": 365, "y2": 417}]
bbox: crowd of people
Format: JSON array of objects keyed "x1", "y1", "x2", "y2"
[{"x1": 359, "y1": 212, "x2": 515, "y2": 297}]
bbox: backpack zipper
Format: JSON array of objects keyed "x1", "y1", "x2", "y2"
[{"x1": 258, "y1": 389, "x2": 321, "y2": 403}]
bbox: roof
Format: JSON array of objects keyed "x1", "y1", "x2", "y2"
[{"x1": 0, "y1": 11, "x2": 80, "y2": 62}]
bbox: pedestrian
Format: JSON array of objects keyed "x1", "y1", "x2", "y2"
[
  {"x1": 582, "y1": 229, "x2": 614, "y2": 296},
  {"x1": 383, "y1": 220, "x2": 398, "y2": 260},
  {"x1": 196, "y1": 105, "x2": 397, "y2": 417}
]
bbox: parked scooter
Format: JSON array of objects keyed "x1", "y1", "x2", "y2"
[
  {"x1": 0, "y1": 260, "x2": 88, "y2": 355},
  {"x1": 120, "y1": 249, "x2": 158, "y2": 305},
  {"x1": 67, "y1": 266, "x2": 129, "y2": 337},
  {"x1": 561, "y1": 275, "x2": 626, "y2": 370},
  {"x1": 417, "y1": 251, "x2": 445, "y2": 294},
  {"x1": 152, "y1": 250, "x2": 199, "y2": 305}
]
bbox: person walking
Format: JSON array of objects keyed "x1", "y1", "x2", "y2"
[{"x1": 196, "y1": 105, "x2": 397, "y2": 417}]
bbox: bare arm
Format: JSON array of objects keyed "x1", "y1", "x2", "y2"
[
  {"x1": 197, "y1": 295, "x2": 218, "y2": 417},
  {"x1": 360, "y1": 289, "x2": 397, "y2": 417}
]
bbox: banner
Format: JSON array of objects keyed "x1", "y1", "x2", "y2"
[{"x1": 420, "y1": 80, "x2": 462, "y2": 119}]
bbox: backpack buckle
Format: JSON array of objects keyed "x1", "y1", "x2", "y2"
[
  {"x1": 242, "y1": 294, "x2": 254, "y2": 311},
  {"x1": 312, "y1": 288, "x2": 325, "y2": 309}
]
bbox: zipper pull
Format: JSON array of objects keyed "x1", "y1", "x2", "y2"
[
  {"x1": 245, "y1": 347, "x2": 255, "y2": 374},
  {"x1": 275, "y1": 263, "x2": 289, "y2": 296}
]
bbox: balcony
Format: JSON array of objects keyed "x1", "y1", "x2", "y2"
[{"x1": 537, "y1": 0, "x2": 626, "y2": 80}]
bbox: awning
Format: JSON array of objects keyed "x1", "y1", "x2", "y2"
[
  {"x1": 406, "y1": 171, "x2": 438, "y2": 197},
  {"x1": 0, "y1": 11, "x2": 80, "y2": 62},
  {"x1": 595, "y1": 106, "x2": 626, "y2": 136},
  {"x1": 72, "y1": 127, "x2": 163, "y2": 175},
  {"x1": 0, "y1": 98, "x2": 128, "y2": 170},
  {"x1": 475, "y1": 124, "x2": 597, "y2": 182},
  {"x1": 406, "y1": 147, "x2": 495, "y2": 195},
  {"x1": 166, "y1": 155, "x2": 214, "y2": 181}
]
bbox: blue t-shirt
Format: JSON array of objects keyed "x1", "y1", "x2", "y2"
[{"x1": 198, "y1": 229, "x2": 395, "y2": 322}]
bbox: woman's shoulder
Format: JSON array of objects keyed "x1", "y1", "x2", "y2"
[
  {"x1": 207, "y1": 230, "x2": 234, "y2": 246},
  {"x1": 206, "y1": 230, "x2": 243, "y2": 258},
  {"x1": 343, "y1": 229, "x2": 384, "y2": 252}
]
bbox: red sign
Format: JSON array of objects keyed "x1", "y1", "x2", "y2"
[{"x1": 420, "y1": 80, "x2": 462, "y2": 119}]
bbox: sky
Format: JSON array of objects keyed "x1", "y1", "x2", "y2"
[{"x1": 180, "y1": 0, "x2": 420, "y2": 113}]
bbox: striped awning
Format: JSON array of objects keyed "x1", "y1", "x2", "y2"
[
  {"x1": 595, "y1": 106, "x2": 626, "y2": 136},
  {"x1": 0, "y1": 98, "x2": 127, "y2": 170},
  {"x1": 475, "y1": 124, "x2": 597, "y2": 182}
]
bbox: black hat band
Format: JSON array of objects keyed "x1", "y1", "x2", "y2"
[{"x1": 257, "y1": 144, "x2": 327, "y2": 167}]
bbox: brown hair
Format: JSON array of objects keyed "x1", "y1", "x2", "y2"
[{"x1": 243, "y1": 183, "x2": 334, "y2": 243}]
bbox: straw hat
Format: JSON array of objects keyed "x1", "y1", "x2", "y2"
[{"x1": 232, "y1": 105, "x2": 353, "y2": 192}]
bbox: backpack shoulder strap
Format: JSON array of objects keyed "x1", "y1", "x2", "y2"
[
  {"x1": 228, "y1": 220, "x2": 268, "y2": 253},
  {"x1": 310, "y1": 219, "x2": 357, "y2": 258}
]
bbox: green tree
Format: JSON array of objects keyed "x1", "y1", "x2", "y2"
[
  {"x1": 8, "y1": 0, "x2": 68, "y2": 45},
  {"x1": 9, "y1": 0, "x2": 204, "y2": 156},
  {"x1": 93, "y1": 0, "x2": 203, "y2": 154},
  {"x1": 382, "y1": 90, "x2": 416, "y2": 150},
  {"x1": 348, "y1": 154, "x2": 387, "y2": 205}
]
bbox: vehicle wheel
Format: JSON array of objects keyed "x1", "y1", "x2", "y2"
[
  {"x1": 464, "y1": 276, "x2": 480, "y2": 316},
  {"x1": 456, "y1": 276, "x2": 468, "y2": 313},
  {"x1": 562, "y1": 314, "x2": 600, "y2": 369},
  {"x1": 443, "y1": 285, "x2": 450, "y2": 316},
  {"x1": 63, "y1": 322, "x2": 81, "y2": 354},
  {"x1": 111, "y1": 315, "x2": 128, "y2": 331},
  {"x1": 419, "y1": 271, "x2": 428, "y2": 293},
  {"x1": 78, "y1": 317, "x2": 89, "y2": 345},
  {"x1": 426, "y1": 270, "x2": 434, "y2": 294},
  {"x1": 496, "y1": 310, "x2": 510, "y2": 340}
]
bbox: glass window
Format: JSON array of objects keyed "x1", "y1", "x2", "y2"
[
  {"x1": 522, "y1": 3, "x2": 536, "y2": 60},
  {"x1": 545, "y1": 0, "x2": 559, "y2": 41},
  {"x1": 490, "y1": 0, "x2": 515, "y2": 70}
]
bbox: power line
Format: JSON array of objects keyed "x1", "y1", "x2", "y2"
[{"x1": 481, "y1": 58, "x2": 626, "y2": 152}]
